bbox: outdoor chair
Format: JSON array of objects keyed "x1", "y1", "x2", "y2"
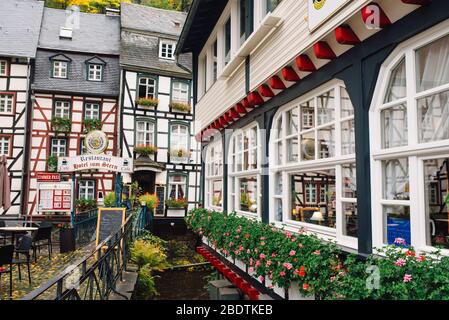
[
  {"x1": 31, "y1": 226, "x2": 53, "y2": 262},
  {"x1": 0, "y1": 220, "x2": 10, "y2": 245},
  {"x1": 0, "y1": 245, "x2": 14, "y2": 298},
  {"x1": 13, "y1": 235, "x2": 32, "y2": 285}
]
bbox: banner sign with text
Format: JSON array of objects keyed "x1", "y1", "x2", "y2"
[
  {"x1": 58, "y1": 155, "x2": 133, "y2": 173},
  {"x1": 308, "y1": 0, "x2": 351, "y2": 31}
]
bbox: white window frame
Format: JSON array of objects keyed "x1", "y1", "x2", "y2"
[
  {"x1": 0, "y1": 94, "x2": 14, "y2": 114},
  {"x1": 138, "y1": 77, "x2": 156, "y2": 100},
  {"x1": 170, "y1": 123, "x2": 189, "y2": 151},
  {"x1": 84, "y1": 103, "x2": 100, "y2": 120},
  {"x1": 0, "y1": 136, "x2": 11, "y2": 157},
  {"x1": 0, "y1": 60, "x2": 7, "y2": 76},
  {"x1": 53, "y1": 61, "x2": 68, "y2": 79},
  {"x1": 168, "y1": 174, "x2": 187, "y2": 200},
  {"x1": 172, "y1": 80, "x2": 190, "y2": 104},
  {"x1": 51, "y1": 138, "x2": 67, "y2": 157},
  {"x1": 87, "y1": 64, "x2": 103, "y2": 81},
  {"x1": 370, "y1": 19, "x2": 449, "y2": 255},
  {"x1": 159, "y1": 40, "x2": 176, "y2": 60},
  {"x1": 228, "y1": 122, "x2": 261, "y2": 219},
  {"x1": 135, "y1": 119, "x2": 155, "y2": 146},
  {"x1": 205, "y1": 139, "x2": 223, "y2": 211},
  {"x1": 269, "y1": 80, "x2": 357, "y2": 249},
  {"x1": 54, "y1": 101, "x2": 70, "y2": 118},
  {"x1": 79, "y1": 180, "x2": 95, "y2": 200}
]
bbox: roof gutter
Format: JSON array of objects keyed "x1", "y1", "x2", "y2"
[{"x1": 176, "y1": 0, "x2": 202, "y2": 55}]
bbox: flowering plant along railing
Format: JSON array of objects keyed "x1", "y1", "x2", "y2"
[
  {"x1": 169, "y1": 101, "x2": 191, "y2": 113},
  {"x1": 134, "y1": 145, "x2": 158, "y2": 157},
  {"x1": 83, "y1": 118, "x2": 102, "y2": 133},
  {"x1": 136, "y1": 97, "x2": 159, "y2": 108},
  {"x1": 51, "y1": 116, "x2": 72, "y2": 133},
  {"x1": 186, "y1": 208, "x2": 449, "y2": 300}
]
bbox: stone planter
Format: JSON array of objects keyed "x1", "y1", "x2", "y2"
[
  {"x1": 235, "y1": 259, "x2": 246, "y2": 272},
  {"x1": 166, "y1": 207, "x2": 187, "y2": 217},
  {"x1": 60, "y1": 228, "x2": 76, "y2": 253},
  {"x1": 265, "y1": 277, "x2": 286, "y2": 299}
]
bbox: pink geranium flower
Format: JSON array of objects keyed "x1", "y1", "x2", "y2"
[
  {"x1": 249, "y1": 267, "x2": 254, "y2": 273},
  {"x1": 279, "y1": 271, "x2": 286, "y2": 277},
  {"x1": 312, "y1": 250, "x2": 321, "y2": 255},
  {"x1": 289, "y1": 250, "x2": 296, "y2": 256},
  {"x1": 266, "y1": 260, "x2": 272, "y2": 267},
  {"x1": 403, "y1": 274, "x2": 412, "y2": 283},
  {"x1": 259, "y1": 253, "x2": 266, "y2": 260},
  {"x1": 283, "y1": 262, "x2": 293, "y2": 270},
  {"x1": 394, "y1": 258, "x2": 406, "y2": 267}
]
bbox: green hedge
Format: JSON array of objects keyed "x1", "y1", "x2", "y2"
[{"x1": 186, "y1": 208, "x2": 449, "y2": 300}]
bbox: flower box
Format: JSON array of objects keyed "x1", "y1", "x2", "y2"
[
  {"x1": 136, "y1": 98, "x2": 159, "y2": 110},
  {"x1": 265, "y1": 277, "x2": 285, "y2": 299},
  {"x1": 167, "y1": 207, "x2": 187, "y2": 217},
  {"x1": 235, "y1": 259, "x2": 246, "y2": 272},
  {"x1": 134, "y1": 145, "x2": 158, "y2": 157},
  {"x1": 169, "y1": 101, "x2": 192, "y2": 113},
  {"x1": 51, "y1": 117, "x2": 72, "y2": 133}
]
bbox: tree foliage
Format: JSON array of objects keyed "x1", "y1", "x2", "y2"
[{"x1": 44, "y1": 0, "x2": 192, "y2": 13}]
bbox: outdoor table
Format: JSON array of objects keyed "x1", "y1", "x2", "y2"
[{"x1": 0, "y1": 227, "x2": 38, "y2": 246}]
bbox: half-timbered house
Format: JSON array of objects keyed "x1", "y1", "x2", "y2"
[
  {"x1": 120, "y1": 3, "x2": 200, "y2": 219},
  {"x1": 0, "y1": 0, "x2": 44, "y2": 216},
  {"x1": 28, "y1": 7, "x2": 121, "y2": 217}
]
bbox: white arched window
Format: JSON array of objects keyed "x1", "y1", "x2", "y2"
[
  {"x1": 370, "y1": 21, "x2": 449, "y2": 252},
  {"x1": 205, "y1": 139, "x2": 223, "y2": 210},
  {"x1": 270, "y1": 80, "x2": 357, "y2": 248},
  {"x1": 228, "y1": 123, "x2": 261, "y2": 218}
]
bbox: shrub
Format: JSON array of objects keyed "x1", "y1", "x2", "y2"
[
  {"x1": 83, "y1": 118, "x2": 102, "y2": 133},
  {"x1": 134, "y1": 145, "x2": 158, "y2": 157},
  {"x1": 130, "y1": 239, "x2": 168, "y2": 271},
  {"x1": 169, "y1": 101, "x2": 191, "y2": 113},
  {"x1": 136, "y1": 98, "x2": 159, "y2": 108},
  {"x1": 136, "y1": 265, "x2": 159, "y2": 299},
  {"x1": 104, "y1": 192, "x2": 116, "y2": 207},
  {"x1": 46, "y1": 155, "x2": 58, "y2": 172},
  {"x1": 138, "y1": 193, "x2": 159, "y2": 210},
  {"x1": 51, "y1": 116, "x2": 72, "y2": 133}
]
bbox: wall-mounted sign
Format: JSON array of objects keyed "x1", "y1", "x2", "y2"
[
  {"x1": 84, "y1": 130, "x2": 109, "y2": 155},
  {"x1": 36, "y1": 172, "x2": 61, "y2": 182},
  {"x1": 308, "y1": 0, "x2": 351, "y2": 31},
  {"x1": 37, "y1": 182, "x2": 73, "y2": 212},
  {"x1": 58, "y1": 155, "x2": 133, "y2": 173}
]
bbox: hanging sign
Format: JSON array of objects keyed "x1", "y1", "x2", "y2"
[
  {"x1": 58, "y1": 155, "x2": 133, "y2": 173},
  {"x1": 37, "y1": 181, "x2": 73, "y2": 212},
  {"x1": 84, "y1": 130, "x2": 109, "y2": 155},
  {"x1": 308, "y1": 0, "x2": 351, "y2": 31}
]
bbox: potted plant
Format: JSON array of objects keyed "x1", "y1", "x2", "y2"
[
  {"x1": 136, "y1": 97, "x2": 159, "y2": 109},
  {"x1": 58, "y1": 223, "x2": 76, "y2": 253},
  {"x1": 169, "y1": 101, "x2": 192, "y2": 113},
  {"x1": 165, "y1": 198, "x2": 188, "y2": 209},
  {"x1": 134, "y1": 144, "x2": 158, "y2": 158},
  {"x1": 51, "y1": 116, "x2": 72, "y2": 133},
  {"x1": 104, "y1": 192, "x2": 116, "y2": 207},
  {"x1": 83, "y1": 118, "x2": 102, "y2": 133},
  {"x1": 138, "y1": 193, "x2": 159, "y2": 211},
  {"x1": 47, "y1": 155, "x2": 58, "y2": 172}
]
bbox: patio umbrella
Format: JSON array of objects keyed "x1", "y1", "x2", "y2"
[{"x1": 0, "y1": 155, "x2": 11, "y2": 211}]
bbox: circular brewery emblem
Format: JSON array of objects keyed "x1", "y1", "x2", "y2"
[
  {"x1": 313, "y1": 0, "x2": 326, "y2": 10},
  {"x1": 84, "y1": 130, "x2": 108, "y2": 154}
]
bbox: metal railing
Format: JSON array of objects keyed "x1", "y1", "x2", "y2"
[
  {"x1": 21, "y1": 208, "x2": 146, "y2": 300},
  {"x1": 73, "y1": 209, "x2": 98, "y2": 247}
]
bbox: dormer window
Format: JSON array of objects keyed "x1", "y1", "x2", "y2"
[
  {"x1": 160, "y1": 40, "x2": 176, "y2": 60},
  {"x1": 0, "y1": 60, "x2": 7, "y2": 76},
  {"x1": 53, "y1": 61, "x2": 68, "y2": 78},
  {"x1": 88, "y1": 64, "x2": 103, "y2": 81}
]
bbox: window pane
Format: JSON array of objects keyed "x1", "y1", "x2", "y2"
[
  {"x1": 384, "y1": 205, "x2": 411, "y2": 246},
  {"x1": 317, "y1": 89, "x2": 335, "y2": 125},
  {"x1": 381, "y1": 104, "x2": 408, "y2": 148},
  {"x1": 291, "y1": 170, "x2": 336, "y2": 229},
  {"x1": 212, "y1": 180, "x2": 223, "y2": 207},
  {"x1": 418, "y1": 90, "x2": 449, "y2": 143},
  {"x1": 274, "y1": 198, "x2": 283, "y2": 222},
  {"x1": 424, "y1": 158, "x2": 449, "y2": 249},
  {"x1": 239, "y1": 176, "x2": 258, "y2": 213},
  {"x1": 300, "y1": 131, "x2": 315, "y2": 161},
  {"x1": 286, "y1": 107, "x2": 299, "y2": 135},
  {"x1": 300, "y1": 100, "x2": 315, "y2": 131},
  {"x1": 342, "y1": 163, "x2": 357, "y2": 198},
  {"x1": 267, "y1": 0, "x2": 282, "y2": 13},
  {"x1": 224, "y1": 18, "x2": 231, "y2": 65},
  {"x1": 341, "y1": 87, "x2": 354, "y2": 118},
  {"x1": 416, "y1": 34, "x2": 449, "y2": 92},
  {"x1": 342, "y1": 202, "x2": 358, "y2": 238},
  {"x1": 287, "y1": 137, "x2": 299, "y2": 162},
  {"x1": 385, "y1": 58, "x2": 406, "y2": 102},
  {"x1": 341, "y1": 119, "x2": 355, "y2": 155},
  {"x1": 274, "y1": 172, "x2": 283, "y2": 195},
  {"x1": 318, "y1": 125, "x2": 335, "y2": 159},
  {"x1": 383, "y1": 158, "x2": 410, "y2": 201},
  {"x1": 276, "y1": 141, "x2": 283, "y2": 165}
]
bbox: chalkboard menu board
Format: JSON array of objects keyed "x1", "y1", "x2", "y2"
[
  {"x1": 155, "y1": 186, "x2": 165, "y2": 216},
  {"x1": 96, "y1": 208, "x2": 126, "y2": 246}
]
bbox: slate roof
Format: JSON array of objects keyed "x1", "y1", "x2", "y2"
[
  {"x1": 120, "y1": 3, "x2": 192, "y2": 77},
  {"x1": 32, "y1": 50, "x2": 120, "y2": 97},
  {"x1": 0, "y1": 0, "x2": 44, "y2": 58},
  {"x1": 38, "y1": 7, "x2": 120, "y2": 55},
  {"x1": 121, "y1": 2, "x2": 186, "y2": 37}
]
